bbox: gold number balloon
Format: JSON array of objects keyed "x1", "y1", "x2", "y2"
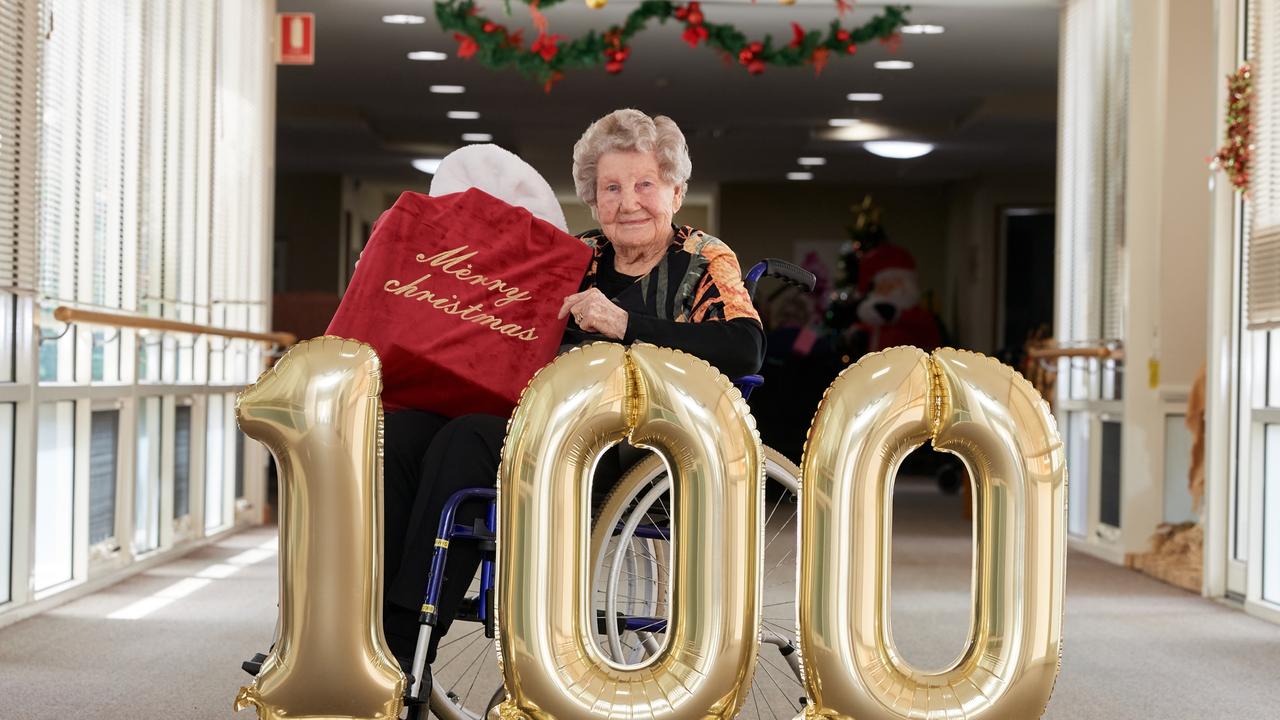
[
  {"x1": 493, "y1": 342, "x2": 763, "y2": 720},
  {"x1": 797, "y1": 346, "x2": 1067, "y2": 719},
  {"x1": 234, "y1": 337, "x2": 405, "y2": 720}
]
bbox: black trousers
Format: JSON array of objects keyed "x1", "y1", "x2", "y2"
[
  {"x1": 381, "y1": 408, "x2": 635, "y2": 665},
  {"x1": 382, "y1": 410, "x2": 506, "y2": 663}
]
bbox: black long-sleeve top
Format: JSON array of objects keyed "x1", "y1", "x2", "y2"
[{"x1": 563, "y1": 226, "x2": 765, "y2": 379}]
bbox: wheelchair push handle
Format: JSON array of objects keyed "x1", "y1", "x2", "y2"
[{"x1": 744, "y1": 258, "x2": 818, "y2": 299}]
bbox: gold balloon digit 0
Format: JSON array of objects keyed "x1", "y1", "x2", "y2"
[
  {"x1": 234, "y1": 337, "x2": 405, "y2": 720},
  {"x1": 798, "y1": 346, "x2": 1067, "y2": 719},
  {"x1": 494, "y1": 342, "x2": 764, "y2": 720}
]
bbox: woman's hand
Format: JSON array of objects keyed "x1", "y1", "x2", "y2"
[{"x1": 559, "y1": 288, "x2": 629, "y2": 340}]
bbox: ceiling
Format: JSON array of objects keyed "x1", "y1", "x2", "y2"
[{"x1": 274, "y1": 0, "x2": 1061, "y2": 193}]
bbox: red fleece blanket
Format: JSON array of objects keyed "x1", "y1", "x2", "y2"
[{"x1": 326, "y1": 188, "x2": 592, "y2": 417}]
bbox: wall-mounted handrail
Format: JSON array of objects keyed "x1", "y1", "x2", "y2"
[
  {"x1": 53, "y1": 306, "x2": 296, "y2": 347},
  {"x1": 1025, "y1": 345, "x2": 1125, "y2": 361}
]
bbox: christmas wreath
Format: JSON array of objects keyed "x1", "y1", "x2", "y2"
[
  {"x1": 1211, "y1": 63, "x2": 1252, "y2": 194},
  {"x1": 435, "y1": 0, "x2": 912, "y2": 90}
]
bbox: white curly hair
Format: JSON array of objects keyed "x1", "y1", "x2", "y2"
[{"x1": 571, "y1": 109, "x2": 692, "y2": 209}]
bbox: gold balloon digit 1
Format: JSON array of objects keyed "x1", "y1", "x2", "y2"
[
  {"x1": 234, "y1": 338, "x2": 405, "y2": 720},
  {"x1": 494, "y1": 342, "x2": 763, "y2": 720},
  {"x1": 798, "y1": 347, "x2": 1067, "y2": 720}
]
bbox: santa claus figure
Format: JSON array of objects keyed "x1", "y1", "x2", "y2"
[{"x1": 854, "y1": 244, "x2": 942, "y2": 353}]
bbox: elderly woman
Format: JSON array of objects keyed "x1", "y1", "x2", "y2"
[{"x1": 381, "y1": 108, "x2": 764, "y2": 665}]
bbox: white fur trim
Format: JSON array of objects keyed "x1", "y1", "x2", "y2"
[
  {"x1": 872, "y1": 267, "x2": 916, "y2": 285},
  {"x1": 429, "y1": 144, "x2": 569, "y2": 233}
]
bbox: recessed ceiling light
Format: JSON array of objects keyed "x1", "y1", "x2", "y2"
[
  {"x1": 447, "y1": 110, "x2": 480, "y2": 120},
  {"x1": 797, "y1": 157, "x2": 826, "y2": 166},
  {"x1": 462, "y1": 133, "x2": 493, "y2": 143},
  {"x1": 430, "y1": 85, "x2": 466, "y2": 94},
  {"x1": 787, "y1": 172, "x2": 814, "y2": 181},
  {"x1": 847, "y1": 93, "x2": 883, "y2": 102},
  {"x1": 408, "y1": 50, "x2": 448, "y2": 61},
  {"x1": 874, "y1": 60, "x2": 914, "y2": 70},
  {"x1": 863, "y1": 141, "x2": 934, "y2": 159},
  {"x1": 412, "y1": 158, "x2": 443, "y2": 174},
  {"x1": 819, "y1": 121, "x2": 894, "y2": 142},
  {"x1": 901, "y1": 24, "x2": 944, "y2": 35},
  {"x1": 828, "y1": 118, "x2": 860, "y2": 127},
  {"x1": 383, "y1": 14, "x2": 427, "y2": 25}
]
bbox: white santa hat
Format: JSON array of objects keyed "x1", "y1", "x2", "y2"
[{"x1": 429, "y1": 144, "x2": 568, "y2": 233}]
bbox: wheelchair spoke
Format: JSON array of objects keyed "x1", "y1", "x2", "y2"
[
  {"x1": 749, "y1": 679, "x2": 766, "y2": 719},
  {"x1": 457, "y1": 637, "x2": 494, "y2": 707},
  {"x1": 761, "y1": 512, "x2": 797, "y2": 558},
  {"x1": 762, "y1": 618, "x2": 797, "y2": 639},
  {"x1": 764, "y1": 549, "x2": 796, "y2": 583},
  {"x1": 755, "y1": 656, "x2": 802, "y2": 714},
  {"x1": 436, "y1": 627, "x2": 488, "y2": 668},
  {"x1": 433, "y1": 624, "x2": 484, "y2": 654},
  {"x1": 655, "y1": 491, "x2": 671, "y2": 524},
  {"x1": 762, "y1": 494, "x2": 787, "y2": 535}
]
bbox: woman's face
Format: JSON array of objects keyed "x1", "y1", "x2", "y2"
[{"x1": 594, "y1": 150, "x2": 683, "y2": 253}]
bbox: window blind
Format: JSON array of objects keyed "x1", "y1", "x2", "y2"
[
  {"x1": 0, "y1": 0, "x2": 40, "y2": 294},
  {"x1": 1251, "y1": 0, "x2": 1280, "y2": 329},
  {"x1": 1056, "y1": 0, "x2": 1130, "y2": 345}
]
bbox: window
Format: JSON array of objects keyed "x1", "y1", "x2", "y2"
[
  {"x1": 135, "y1": 397, "x2": 161, "y2": 553},
  {"x1": 88, "y1": 410, "x2": 120, "y2": 545},
  {"x1": 1265, "y1": 425, "x2": 1280, "y2": 603},
  {"x1": 205, "y1": 394, "x2": 225, "y2": 531},
  {"x1": 35, "y1": 402, "x2": 75, "y2": 591},
  {"x1": 235, "y1": 426, "x2": 245, "y2": 501},
  {"x1": 173, "y1": 405, "x2": 191, "y2": 520},
  {"x1": 1067, "y1": 412, "x2": 1090, "y2": 537},
  {"x1": 0, "y1": 403, "x2": 14, "y2": 603},
  {"x1": 1100, "y1": 420, "x2": 1123, "y2": 528}
]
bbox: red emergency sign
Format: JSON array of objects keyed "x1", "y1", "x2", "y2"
[{"x1": 277, "y1": 13, "x2": 315, "y2": 65}]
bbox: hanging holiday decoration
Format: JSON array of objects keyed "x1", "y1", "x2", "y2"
[
  {"x1": 435, "y1": 0, "x2": 910, "y2": 90},
  {"x1": 1211, "y1": 64, "x2": 1252, "y2": 194}
]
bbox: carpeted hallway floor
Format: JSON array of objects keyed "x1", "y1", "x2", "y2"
[{"x1": 1, "y1": 476, "x2": 1277, "y2": 719}]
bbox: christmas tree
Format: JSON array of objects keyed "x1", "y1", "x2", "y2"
[{"x1": 826, "y1": 195, "x2": 887, "y2": 331}]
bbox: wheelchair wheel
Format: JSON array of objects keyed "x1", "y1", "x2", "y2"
[{"x1": 589, "y1": 445, "x2": 806, "y2": 718}]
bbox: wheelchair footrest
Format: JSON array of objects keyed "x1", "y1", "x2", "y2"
[{"x1": 241, "y1": 652, "x2": 268, "y2": 677}]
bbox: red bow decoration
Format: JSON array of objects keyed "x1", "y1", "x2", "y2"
[
  {"x1": 603, "y1": 29, "x2": 631, "y2": 74},
  {"x1": 809, "y1": 46, "x2": 830, "y2": 75},
  {"x1": 790, "y1": 22, "x2": 807, "y2": 49},
  {"x1": 531, "y1": 33, "x2": 562, "y2": 62},
  {"x1": 543, "y1": 70, "x2": 564, "y2": 93},
  {"x1": 455, "y1": 33, "x2": 479, "y2": 59}
]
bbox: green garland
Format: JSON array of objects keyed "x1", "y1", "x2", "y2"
[{"x1": 436, "y1": 0, "x2": 911, "y2": 90}]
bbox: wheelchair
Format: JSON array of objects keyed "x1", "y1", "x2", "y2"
[{"x1": 412, "y1": 258, "x2": 815, "y2": 720}]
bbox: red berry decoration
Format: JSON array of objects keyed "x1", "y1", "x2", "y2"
[
  {"x1": 482, "y1": 21, "x2": 498, "y2": 33},
  {"x1": 678, "y1": 2, "x2": 709, "y2": 48}
]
